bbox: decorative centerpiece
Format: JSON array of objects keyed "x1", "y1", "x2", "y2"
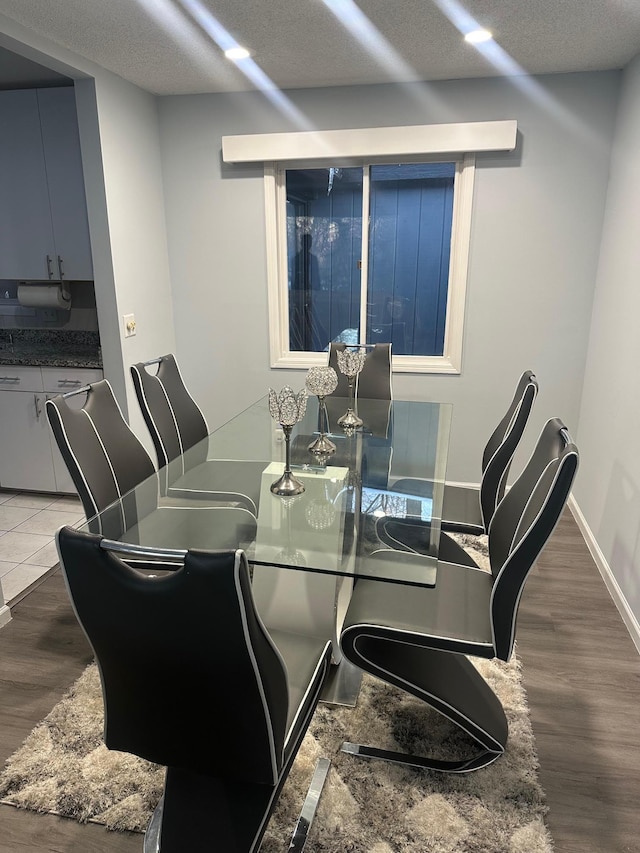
[
  {"x1": 268, "y1": 386, "x2": 308, "y2": 496},
  {"x1": 305, "y1": 365, "x2": 338, "y2": 455},
  {"x1": 336, "y1": 348, "x2": 366, "y2": 428}
]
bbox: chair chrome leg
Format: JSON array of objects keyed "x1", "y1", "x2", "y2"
[
  {"x1": 287, "y1": 758, "x2": 331, "y2": 852},
  {"x1": 143, "y1": 794, "x2": 163, "y2": 853},
  {"x1": 144, "y1": 761, "x2": 332, "y2": 853},
  {"x1": 339, "y1": 641, "x2": 509, "y2": 774},
  {"x1": 341, "y1": 742, "x2": 503, "y2": 773}
]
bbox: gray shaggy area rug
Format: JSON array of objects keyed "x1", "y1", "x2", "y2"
[{"x1": 0, "y1": 538, "x2": 554, "y2": 853}]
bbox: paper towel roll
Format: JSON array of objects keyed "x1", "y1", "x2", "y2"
[{"x1": 17, "y1": 283, "x2": 72, "y2": 310}]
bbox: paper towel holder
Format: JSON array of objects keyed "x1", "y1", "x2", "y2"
[{"x1": 17, "y1": 281, "x2": 72, "y2": 311}]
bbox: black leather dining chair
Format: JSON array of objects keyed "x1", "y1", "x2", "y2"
[
  {"x1": 131, "y1": 354, "x2": 208, "y2": 468},
  {"x1": 46, "y1": 380, "x2": 256, "y2": 548},
  {"x1": 46, "y1": 379, "x2": 156, "y2": 522},
  {"x1": 386, "y1": 370, "x2": 538, "y2": 542},
  {"x1": 340, "y1": 417, "x2": 578, "y2": 773},
  {"x1": 131, "y1": 354, "x2": 261, "y2": 513},
  {"x1": 56, "y1": 526, "x2": 332, "y2": 853}
]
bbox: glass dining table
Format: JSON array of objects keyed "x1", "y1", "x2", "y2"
[{"x1": 77, "y1": 393, "x2": 452, "y2": 696}]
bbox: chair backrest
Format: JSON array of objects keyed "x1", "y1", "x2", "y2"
[
  {"x1": 46, "y1": 380, "x2": 156, "y2": 523},
  {"x1": 479, "y1": 370, "x2": 538, "y2": 531},
  {"x1": 328, "y1": 342, "x2": 392, "y2": 401},
  {"x1": 131, "y1": 354, "x2": 209, "y2": 470},
  {"x1": 56, "y1": 526, "x2": 290, "y2": 785},
  {"x1": 488, "y1": 417, "x2": 578, "y2": 661},
  {"x1": 358, "y1": 343, "x2": 393, "y2": 400},
  {"x1": 327, "y1": 342, "x2": 350, "y2": 396}
]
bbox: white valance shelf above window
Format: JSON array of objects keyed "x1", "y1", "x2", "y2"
[{"x1": 221, "y1": 120, "x2": 517, "y2": 163}]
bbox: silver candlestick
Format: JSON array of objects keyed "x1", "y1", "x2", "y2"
[
  {"x1": 336, "y1": 348, "x2": 366, "y2": 429},
  {"x1": 268, "y1": 386, "x2": 308, "y2": 496},
  {"x1": 305, "y1": 365, "x2": 338, "y2": 455}
]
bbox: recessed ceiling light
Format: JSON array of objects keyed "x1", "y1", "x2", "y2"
[
  {"x1": 464, "y1": 29, "x2": 492, "y2": 44},
  {"x1": 225, "y1": 46, "x2": 250, "y2": 61}
]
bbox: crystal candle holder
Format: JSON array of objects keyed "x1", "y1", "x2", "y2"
[
  {"x1": 336, "y1": 348, "x2": 366, "y2": 429},
  {"x1": 305, "y1": 366, "x2": 338, "y2": 456},
  {"x1": 268, "y1": 386, "x2": 308, "y2": 496}
]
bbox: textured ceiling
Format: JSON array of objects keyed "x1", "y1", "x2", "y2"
[{"x1": 0, "y1": 0, "x2": 639, "y2": 95}]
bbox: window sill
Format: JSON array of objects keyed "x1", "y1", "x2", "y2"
[{"x1": 270, "y1": 352, "x2": 461, "y2": 374}]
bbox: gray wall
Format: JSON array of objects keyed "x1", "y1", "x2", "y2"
[
  {"x1": 575, "y1": 52, "x2": 640, "y2": 625},
  {"x1": 0, "y1": 15, "x2": 177, "y2": 449},
  {"x1": 158, "y1": 71, "x2": 619, "y2": 481},
  {"x1": 76, "y1": 72, "x2": 176, "y2": 445}
]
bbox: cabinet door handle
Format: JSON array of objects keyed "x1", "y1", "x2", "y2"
[
  {"x1": 34, "y1": 393, "x2": 43, "y2": 420},
  {"x1": 46, "y1": 255, "x2": 54, "y2": 280},
  {"x1": 0, "y1": 376, "x2": 20, "y2": 383},
  {"x1": 57, "y1": 378, "x2": 82, "y2": 387},
  {"x1": 57, "y1": 255, "x2": 65, "y2": 281}
]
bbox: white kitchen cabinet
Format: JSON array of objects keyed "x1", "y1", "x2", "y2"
[
  {"x1": 0, "y1": 367, "x2": 55, "y2": 492},
  {"x1": 0, "y1": 90, "x2": 56, "y2": 281},
  {"x1": 37, "y1": 88, "x2": 94, "y2": 281},
  {"x1": 0, "y1": 366, "x2": 103, "y2": 494},
  {"x1": 0, "y1": 87, "x2": 93, "y2": 281}
]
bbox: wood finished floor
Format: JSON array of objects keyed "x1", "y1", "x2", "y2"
[
  {"x1": 0, "y1": 510, "x2": 638, "y2": 852},
  {"x1": 517, "y1": 511, "x2": 640, "y2": 853}
]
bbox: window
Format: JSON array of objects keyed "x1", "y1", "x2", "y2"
[
  {"x1": 222, "y1": 119, "x2": 517, "y2": 373},
  {"x1": 265, "y1": 154, "x2": 475, "y2": 373},
  {"x1": 287, "y1": 162, "x2": 456, "y2": 356}
]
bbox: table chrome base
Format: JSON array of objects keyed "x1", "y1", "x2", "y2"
[{"x1": 320, "y1": 658, "x2": 363, "y2": 707}]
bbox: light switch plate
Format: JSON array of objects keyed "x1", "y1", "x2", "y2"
[{"x1": 123, "y1": 313, "x2": 136, "y2": 337}]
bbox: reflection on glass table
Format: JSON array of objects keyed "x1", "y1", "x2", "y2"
[{"x1": 78, "y1": 395, "x2": 452, "y2": 589}]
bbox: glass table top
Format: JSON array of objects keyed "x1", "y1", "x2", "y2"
[{"x1": 78, "y1": 395, "x2": 452, "y2": 587}]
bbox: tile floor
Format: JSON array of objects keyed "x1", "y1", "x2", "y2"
[{"x1": 0, "y1": 490, "x2": 84, "y2": 607}]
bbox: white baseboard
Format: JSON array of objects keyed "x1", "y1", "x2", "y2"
[
  {"x1": 568, "y1": 495, "x2": 640, "y2": 655},
  {"x1": 0, "y1": 603, "x2": 11, "y2": 630}
]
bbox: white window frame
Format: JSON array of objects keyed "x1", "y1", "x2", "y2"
[{"x1": 222, "y1": 120, "x2": 517, "y2": 374}]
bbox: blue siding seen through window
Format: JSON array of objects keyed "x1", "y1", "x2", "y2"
[{"x1": 286, "y1": 163, "x2": 454, "y2": 355}]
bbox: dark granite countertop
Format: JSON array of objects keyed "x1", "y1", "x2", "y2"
[
  {"x1": 0, "y1": 346, "x2": 102, "y2": 369},
  {"x1": 0, "y1": 331, "x2": 102, "y2": 370}
]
